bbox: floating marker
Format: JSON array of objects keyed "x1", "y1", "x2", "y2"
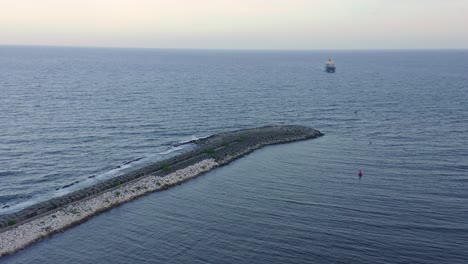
[{"x1": 358, "y1": 170, "x2": 363, "y2": 177}]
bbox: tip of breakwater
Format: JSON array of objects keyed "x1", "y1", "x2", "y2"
[{"x1": 0, "y1": 125, "x2": 322, "y2": 257}]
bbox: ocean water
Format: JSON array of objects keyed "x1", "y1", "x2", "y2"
[{"x1": 0, "y1": 47, "x2": 467, "y2": 263}]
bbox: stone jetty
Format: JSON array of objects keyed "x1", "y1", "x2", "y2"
[{"x1": 0, "y1": 125, "x2": 322, "y2": 257}]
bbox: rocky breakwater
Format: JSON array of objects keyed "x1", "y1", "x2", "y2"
[{"x1": 0, "y1": 125, "x2": 322, "y2": 257}]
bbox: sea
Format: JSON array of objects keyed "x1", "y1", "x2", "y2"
[{"x1": 0, "y1": 46, "x2": 467, "y2": 263}]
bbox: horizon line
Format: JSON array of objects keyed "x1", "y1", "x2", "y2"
[{"x1": 1, "y1": 44, "x2": 468, "y2": 52}]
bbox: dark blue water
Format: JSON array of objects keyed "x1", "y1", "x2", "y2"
[{"x1": 1, "y1": 47, "x2": 467, "y2": 263}]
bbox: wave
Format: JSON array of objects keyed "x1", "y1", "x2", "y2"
[
  {"x1": 0, "y1": 136, "x2": 203, "y2": 215},
  {"x1": 158, "y1": 145, "x2": 186, "y2": 155},
  {"x1": 174, "y1": 135, "x2": 210, "y2": 146},
  {"x1": 0, "y1": 159, "x2": 146, "y2": 215}
]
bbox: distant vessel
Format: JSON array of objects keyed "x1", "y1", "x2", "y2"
[{"x1": 325, "y1": 58, "x2": 336, "y2": 73}]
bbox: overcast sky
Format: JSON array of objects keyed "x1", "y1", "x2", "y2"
[{"x1": 1, "y1": 0, "x2": 467, "y2": 49}]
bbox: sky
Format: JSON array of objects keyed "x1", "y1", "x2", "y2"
[{"x1": 1, "y1": 0, "x2": 468, "y2": 49}]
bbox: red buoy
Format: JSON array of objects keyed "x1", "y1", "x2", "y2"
[{"x1": 358, "y1": 170, "x2": 363, "y2": 177}]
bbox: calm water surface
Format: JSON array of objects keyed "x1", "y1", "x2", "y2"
[{"x1": 0, "y1": 47, "x2": 467, "y2": 263}]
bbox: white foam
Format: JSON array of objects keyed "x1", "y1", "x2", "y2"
[
  {"x1": 158, "y1": 145, "x2": 186, "y2": 155},
  {"x1": 177, "y1": 135, "x2": 210, "y2": 145},
  {"x1": 0, "y1": 200, "x2": 38, "y2": 215}
]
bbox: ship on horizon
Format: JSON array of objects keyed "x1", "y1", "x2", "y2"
[{"x1": 325, "y1": 58, "x2": 336, "y2": 73}]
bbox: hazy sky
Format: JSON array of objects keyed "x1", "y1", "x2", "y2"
[{"x1": 1, "y1": 0, "x2": 468, "y2": 49}]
